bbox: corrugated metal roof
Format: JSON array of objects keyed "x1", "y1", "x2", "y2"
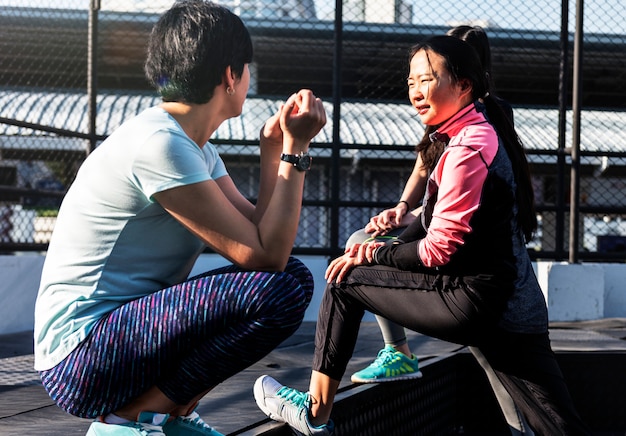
[{"x1": 0, "y1": 89, "x2": 624, "y2": 155}]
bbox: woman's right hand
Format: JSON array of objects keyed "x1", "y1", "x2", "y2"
[{"x1": 279, "y1": 89, "x2": 326, "y2": 151}]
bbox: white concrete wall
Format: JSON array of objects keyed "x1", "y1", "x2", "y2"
[
  {"x1": 2, "y1": 254, "x2": 625, "y2": 335},
  {"x1": 0, "y1": 253, "x2": 45, "y2": 334},
  {"x1": 536, "y1": 262, "x2": 605, "y2": 321}
]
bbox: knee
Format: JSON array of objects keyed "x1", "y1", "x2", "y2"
[
  {"x1": 345, "y1": 228, "x2": 369, "y2": 249},
  {"x1": 257, "y1": 268, "x2": 312, "y2": 326},
  {"x1": 284, "y1": 256, "x2": 314, "y2": 303}
]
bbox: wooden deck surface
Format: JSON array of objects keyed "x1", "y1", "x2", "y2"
[{"x1": 1, "y1": 319, "x2": 625, "y2": 435}]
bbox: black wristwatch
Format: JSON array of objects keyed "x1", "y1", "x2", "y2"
[{"x1": 280, "y1": 151, "x2": 312, "y2": 171}]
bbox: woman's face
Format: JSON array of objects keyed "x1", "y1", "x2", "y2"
[{"x1": 407, "y1": 49, "x2": 470, "y2": 126}]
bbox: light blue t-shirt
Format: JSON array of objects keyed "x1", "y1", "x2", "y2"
[{"x1": 34, "y1": 106, "x2": 228, "y2": 370}]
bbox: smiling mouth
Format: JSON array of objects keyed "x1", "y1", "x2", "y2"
[{"x1": 415, "y1": 105, "x2": 429, "y2": 114}]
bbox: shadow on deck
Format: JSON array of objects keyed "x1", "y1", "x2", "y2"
[{"x1": 0, "y1": 320, "x2": 625, "y2": 435}]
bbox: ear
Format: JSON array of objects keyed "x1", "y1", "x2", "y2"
[
  {"x1": 223, "y1": 65, "x2": 236, "y2": 89},
  {"x1": 457, "y1": 78, "x2": 473, "y2": 100}
]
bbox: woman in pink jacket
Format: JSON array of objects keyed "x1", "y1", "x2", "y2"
[{"x1": 254, "y1": 35, "x2": 589, "y2": 436}]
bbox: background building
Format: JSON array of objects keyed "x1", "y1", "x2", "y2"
[{"x1": 0, "y1": 0, "x2": 625, "y2": 260}]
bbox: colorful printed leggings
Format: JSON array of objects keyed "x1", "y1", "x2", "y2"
[{"x1": 39, "y1": 257, "x2": 313, "y2": 418}]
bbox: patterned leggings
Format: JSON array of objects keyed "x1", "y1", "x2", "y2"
[{"x1": 39, "y1": 257, "x2": 313, "y2": 418}]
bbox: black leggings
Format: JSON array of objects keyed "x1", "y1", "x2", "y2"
[{"x1": 312, "y1": 264, "x2": 590, "y2": 436}]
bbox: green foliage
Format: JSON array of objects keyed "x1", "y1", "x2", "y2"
[{"x1": 29, "y1": 207, "x2": 59, "y2": 218}]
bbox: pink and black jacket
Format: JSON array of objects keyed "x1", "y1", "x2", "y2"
[{"x1": 373, "y1": 102, "x2": 548, "y2": 333}]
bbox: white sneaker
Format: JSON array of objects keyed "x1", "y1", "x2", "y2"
[{"x1": 253, "y1": 374, "x2": 334, "y2": 436}]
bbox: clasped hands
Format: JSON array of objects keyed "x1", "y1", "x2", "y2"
[{"x1": 261, "y1": 89, "x2": 326, "y2": 151}]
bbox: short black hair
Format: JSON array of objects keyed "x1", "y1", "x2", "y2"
[{"x1": 144, "y1": 0, "x2": 253, "y2": 104}]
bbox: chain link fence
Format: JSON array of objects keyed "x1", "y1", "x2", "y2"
[{"x1": 1, "y1": 0, "x2": 625, "y2": 261}]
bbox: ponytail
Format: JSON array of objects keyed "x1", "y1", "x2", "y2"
[{"x1": 483, "y1": 95, "x2": 537, "y2": 241}]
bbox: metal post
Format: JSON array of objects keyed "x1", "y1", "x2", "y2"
[
  {"x1": 569, "y1": 0, "x2": 584, "y2": 263},
  {"x1": 330, "y1": 0, "x2": 343, "y2": 257},
  {"x1": 556, "y1": 0, "x2": 569, "y2": 261},
  {"x1": 87, "y1": 0, "x2": 101, "y2": 154}
]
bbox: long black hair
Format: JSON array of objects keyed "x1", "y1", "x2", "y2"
[
  {"x1": 446, "y1": 25, "x2": 494, "y2": 90},
  {"x1": 410, "y1": 35, "x2": 537, "y2": 241}
]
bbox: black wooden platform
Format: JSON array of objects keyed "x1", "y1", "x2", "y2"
[{"x1": 1, "y1": 320, "x2": 625, "y2": 435}]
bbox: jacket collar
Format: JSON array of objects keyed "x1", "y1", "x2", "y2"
[{"x1": 432, "y1": 101, "x2": 487, "y2": 142}]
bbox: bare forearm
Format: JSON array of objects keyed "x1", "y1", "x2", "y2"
[
  {"x1": 400, "y1": 162, "x2": 427, "y2": 209},
  {"x1": 255, "y1": 158, "x2": 308, "y2": 270},
  {"x1": 253, "y1": 138, "x2": 282, "y2": 224}
]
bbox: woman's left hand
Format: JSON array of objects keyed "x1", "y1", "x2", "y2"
[{"x1": 326, "y1": 241, "x2": 384, "y2": 283}]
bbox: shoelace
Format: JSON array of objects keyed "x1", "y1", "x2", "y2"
[
  {"x1": 373, "y1": 347, "x2": 399, "y2": 366},
  {"x1": 276, "y1": 386, "x2": 311, "y2": 411},
  {"x1": 276, "y1": 386, "x2": 334, "y2": 434},
  {"x1": 177, "y1": 412, "x2": 215, "y2": 430},
  {"x1": 134, "y1": 412, "x2": 168, "y2": 435},
  {"x1": 133, "y1": 421, "x2": 165, "y2": 435}
]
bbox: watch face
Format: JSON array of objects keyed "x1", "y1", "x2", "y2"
[
  {"x1": 297, "y1": 154, "x2": 312, "y2": 171},
  {"x1": 281, "y1": 152, "x2": 311, "y2": 171}
]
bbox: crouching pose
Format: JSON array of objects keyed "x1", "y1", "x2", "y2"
[{"x1": 34, "y1": 2, "x2": 326, "y2": 435}]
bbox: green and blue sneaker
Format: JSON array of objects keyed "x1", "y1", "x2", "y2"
[
  {"x1": 162, "y1": 409, "x2": 224, "y2": 436},
  {"x1": 86, "y1": 411, "x2": 169, "y2": 435},
  {"x1": 350, "y1": 345, "x2": 422, "y2": 383},
  {"x1": 254, "y1": 375, "x2": 334, "y2": 436}
]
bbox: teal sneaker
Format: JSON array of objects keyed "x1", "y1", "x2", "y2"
[
  {"x1": 86, "y1": 412, "x2": 168, "y2": 435},
  {"x1": 162, "y1": 409, "x2": 223, "y2": 436},
  {"x1": 254, "y1": 375, "x2": 334, "y2": 436},
  {"x1": 350, "y1": 345, "x2": 422, "y2": 383}
]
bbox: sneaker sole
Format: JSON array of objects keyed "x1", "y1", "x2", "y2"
[{"x1": 350, "y1": 370, "x2": 423, "y2": 384}]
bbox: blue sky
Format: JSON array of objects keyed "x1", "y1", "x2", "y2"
[{"x1": 1, "y1": 0, "x2": 624, "y2": 34}]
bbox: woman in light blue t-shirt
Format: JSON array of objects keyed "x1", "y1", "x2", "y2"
[{"x1": 34, "y1": 2, "x2": 326, "y2": 435}]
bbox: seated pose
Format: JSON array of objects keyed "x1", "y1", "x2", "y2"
[
  {"x1": 254, "y1": 35, "x2": 589, "y2": 436},
  {"x1": 349, "y1": 24, "x2": 532, "y2": 436},
  {"x1": 33, "y1": 2, "x2": 326, "y2": 436}
]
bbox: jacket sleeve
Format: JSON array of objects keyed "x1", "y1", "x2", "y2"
[
  {"x1": 396, "y1": 213, "x2": 426, "y2": 243},
  {"x1": 418, "y1": 143, "x2": 490, "y2": 267},
  {"x1": 373, "y1": 240, "x2": 422, "y2": 271}
]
